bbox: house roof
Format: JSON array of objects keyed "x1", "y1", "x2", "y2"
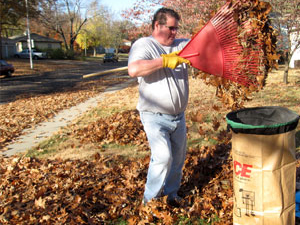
[
  {"x1": 0, "y1": 37, "x2": 15, "y2": 44},
  {"x1": 10, "y1": 33, "x2": 62, "y2": 43},
  {"x1": 122, "y1": 39, "x2": 131, "y2": 46}
]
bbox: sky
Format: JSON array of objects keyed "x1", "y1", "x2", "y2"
[
  {"x1": 84, "y1": 0, "x2": 161, "y2": 21},
  {"x1": 100, "y1": 0, "x2": 137, "y2": 14}
]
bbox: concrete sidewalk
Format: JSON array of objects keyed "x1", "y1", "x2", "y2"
[{"x1": 2, "y1": 77, "x2": 137, "y2": 157}]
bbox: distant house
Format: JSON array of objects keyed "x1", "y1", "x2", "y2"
[
  {"x1": 290, "y1": 31, "x2": 300, "y2": 68},
  {"x1": 1, "y1": 37, "x2": 17, "y2": 58},
  {"x1": 10, "y1": 33, "x2": 62, "y2": 52},
  {"x1": 119, "y1": 39, "x2": 131, "y2": 53}
]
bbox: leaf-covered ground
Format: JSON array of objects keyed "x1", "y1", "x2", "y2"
[
  {"x1": 0, "y1": 73, "x2": 130, "y2": 151},
  {"x1": 0, "y1": 58, "x2": 300, "y2": 224},
  {"x1": 0, "y1": 61, "x2": 234, "y2": 224},
  {"x1": 0, "y1": 142, "x2": 233, "y2": 224}
]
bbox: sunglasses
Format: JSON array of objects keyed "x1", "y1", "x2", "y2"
[{"x1": 164, "y1": 25, "x2": 179, "y2": 31}]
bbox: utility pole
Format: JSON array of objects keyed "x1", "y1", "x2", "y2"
[
  {"x1": 85, "y1": 33, "x2": 87, "y2": 57},
  {"x1": 25, "y1": 0, "x2": 33, "y2": 69}
]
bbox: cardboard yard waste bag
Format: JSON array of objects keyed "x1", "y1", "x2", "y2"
[{"x1": 226, "y1": 106, "x2": 300, "y2": 225}]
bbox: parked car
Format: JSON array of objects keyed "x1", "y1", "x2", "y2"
[
  {"x1": 103, "y1": 53, "x2": 119, "y2": 63},
  {"x1": 0, "y1": 60, "x2": 14, "y2": 77},
  {"x1": 14, "y1": 49, "x2": 47, "y2": 59}
]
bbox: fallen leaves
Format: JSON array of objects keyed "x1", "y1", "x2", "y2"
[
  {"x1": 0, "y1": 77, "x2": 129, "y2": 151},
  {"x1": 0, "y1": 141, "x2": 234, "y2": 224},
  {"x1": 0, "y1": 79, "x2": 299, "y2": 224},
  {"x1": 35, "y1": 197, "x2": 46, "y2": 209},
  {"x1": 72, "y1": 109, "x2": 148, "y2": 150},
  {"x1": 191, "y1": 110, "x2": 204, "y2": 123},
  {"x1": 0, "y1": 99, "x2": 236, "y2": 224}
]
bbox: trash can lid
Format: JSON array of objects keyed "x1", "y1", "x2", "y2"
[{"x1": 226, "y1": 106, "x2": 300, "y2": 135}]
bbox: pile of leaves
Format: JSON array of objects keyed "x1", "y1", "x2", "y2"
[
  {"x1": 72, "y1": 109, "x2": 148, "y2": 150},
  {"x1": 193, "y1": 0, "x2": 278, "y2": 110},
  {"x1": 0, "y1": 141, "x2": 233, "y2": 224}
]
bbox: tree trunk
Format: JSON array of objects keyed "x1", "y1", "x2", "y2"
[
  {"x1": 58, "y1": 27, "x2": 69, "y2": 50},
  {"x1": 283, "y1": 60, "x2": 289, "y2": 84},
  {"x1": 0, "y1": 24, "x2": 3, "y2": 59},
  {"x1": 93, "y1": 47, "x2": 96, "y2": 57},
  {"x1": 69, "y1": 39, "x2": 74, "y2": 51}
]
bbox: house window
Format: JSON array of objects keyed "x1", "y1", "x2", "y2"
[{"x1": 48, "y1": 43, "x2": 52, "y2": 49}]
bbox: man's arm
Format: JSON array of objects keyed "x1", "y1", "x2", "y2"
[
  {"x1": 128, "y1": 58, "x2": 163, "y2": 77},
  {"x1": 128, "y1": 51, "x2": 190, "y2": 78}
]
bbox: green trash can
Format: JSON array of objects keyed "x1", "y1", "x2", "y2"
[{"x1": 226, "y1": 106, "x2": 299, "y2": 225}]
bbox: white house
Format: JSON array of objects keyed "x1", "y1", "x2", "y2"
[
  {"x1": 119, "y1": 39, "x2": 131, "y2": 53},
  {"x1": 289, "y1": 31, "x2": 300, "y2": 68},
  {"x1": 270, "y1": 11, "x2": 300, "y2": 68},
  {"x1": 10, "y1": 33, "x2": 62, "y2": 52}
]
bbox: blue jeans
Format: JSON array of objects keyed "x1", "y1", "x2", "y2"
[{"x1": 139, "y1": 111, "x2": 187, "y2": 202}]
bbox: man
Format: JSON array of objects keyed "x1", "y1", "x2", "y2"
[{"x1": 128, "y1": 7, "x2": 190, "y2": 206}]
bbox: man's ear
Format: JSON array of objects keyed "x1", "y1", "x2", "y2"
[{"x1": 154, "y1": 21, "x2": 160, "y2": 30}]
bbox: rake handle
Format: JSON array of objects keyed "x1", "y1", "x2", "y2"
[
  {"x1": 82, "y1": 53, "x2": 199, "y2": 79},
  {"x1": 83, "y1": 66, "x2": 128, "y2": 78},
  {"x1": 180, "y1": 53, "x2": 200, "y2": 58}
]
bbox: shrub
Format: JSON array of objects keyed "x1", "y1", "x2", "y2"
[
  {"x1": 48, "y1": 48, "x2": 65, "y2": 59},
  {"x1": 65, "y1": 49, "x2": 75, "y2": 60}
]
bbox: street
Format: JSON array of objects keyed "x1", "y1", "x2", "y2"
[{"x1": 0, "y1": 58, "x2": 128, "y2": 104}]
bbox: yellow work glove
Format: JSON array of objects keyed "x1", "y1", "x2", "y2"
[{"x1": 161, "y1": 51, "x2": 190, "y2": 69}]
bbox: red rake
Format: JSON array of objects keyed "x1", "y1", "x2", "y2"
[{"x1": 179, "y1": 1, "x2": 264, "y2": 87}]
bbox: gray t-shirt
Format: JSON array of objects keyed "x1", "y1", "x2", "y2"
[{"x1": 128, "y1": 36, "x2": 189, "y2": 115}]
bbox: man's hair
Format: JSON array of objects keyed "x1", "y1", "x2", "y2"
[{"x1": 152, "y1": 7, "x2": 180, "y2": 30}]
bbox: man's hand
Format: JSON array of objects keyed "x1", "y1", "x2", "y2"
[{"x1": 161, "y1": 51, "x2": 190, "y2": 69}]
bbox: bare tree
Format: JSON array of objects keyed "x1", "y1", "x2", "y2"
[
  {"x1": 39, "y1": 0, "x2": 87, "y2": 51},
  {"x1": 269, "y1": 0, "x2": 300, "y2": 84},
  {"x1": 0, "y1": 0, "x2": 40, "y2": 58},
  {"x1": 109, "y1": 20, "x2": 132, "y2": 53}
]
